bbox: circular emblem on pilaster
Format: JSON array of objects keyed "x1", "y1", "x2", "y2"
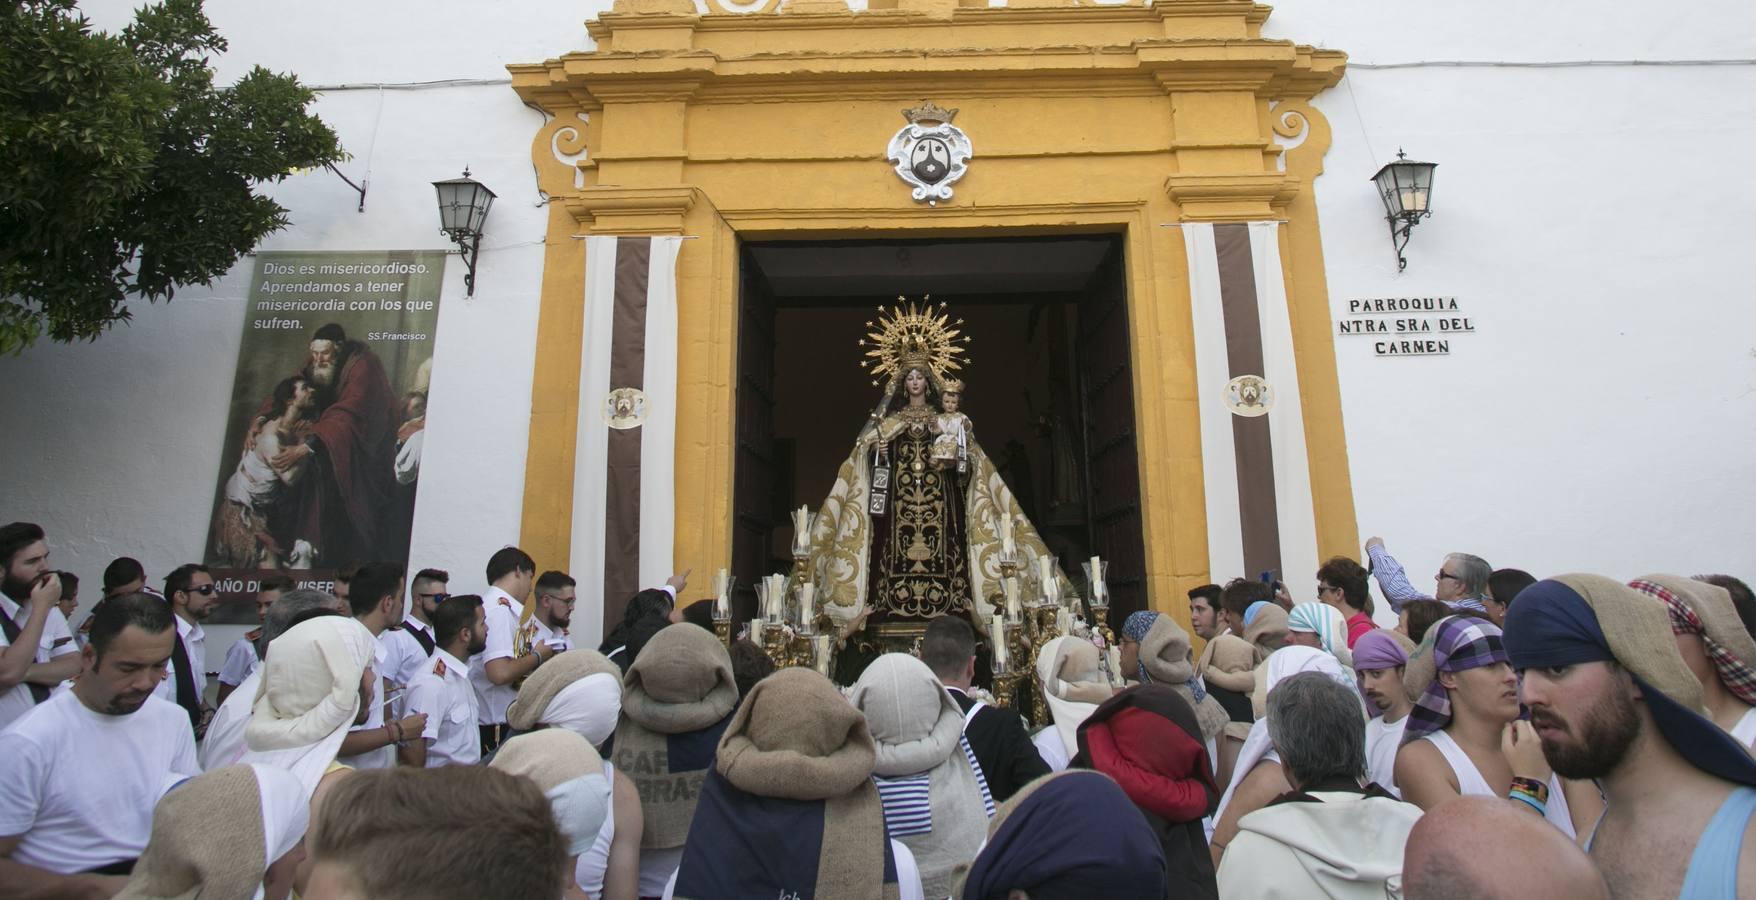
[
  {"x1": 603, "y1": 387, "x2": 647, "y2": 429},
  {"x1": 1224, "y1": 375, "x2": 1273, "y2": 417}
]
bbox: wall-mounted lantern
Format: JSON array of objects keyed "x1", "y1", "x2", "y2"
[
  {"x1": 1370, "y1": 150, "x2": 1437, "y2": 271},
  {"x1": 432, "y1": 168, "x2": 496, "y2": 296}
]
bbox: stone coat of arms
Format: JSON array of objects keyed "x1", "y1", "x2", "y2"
[{"x1": 886, "y1": 102, "x2": 972, "y2": 205}]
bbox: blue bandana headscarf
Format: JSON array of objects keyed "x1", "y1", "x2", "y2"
[
  {"x1": 1243, "y1": 601, "x2": 1271, "y2": 627},
  {"x1": 1504, "y1": 576, "x2": 1756, "y2": 788},
  {"x1": 1122, "y1": 611, "x2": 1159, "y2": 684},
  {"x1": 961, "y1": 771, "x2": 1168, "y2": 900}
]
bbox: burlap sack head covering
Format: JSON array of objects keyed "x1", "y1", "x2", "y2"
[
  {"x1": 1504, "y1": 575, "x2": 1756, "y2": 787},
  {"x1": 717, "y1": 666, "x2": 876, "y2": 801},
  {"x1": 506, "y1": 648, "x2": 623, "y2": 733},
  {"x1": 490, "y1": 730, "x2": 612, "y2": 856},
  {"x1": 1242, "y1": 603, "x2": 1288, "y2": 660},
  {"x1": 681, "y1": 668, "x2": 896, "y2": 900},
  {"x1": 623, "y1": 623, "x2": 739, "y2": 733},
  {"x1": 1628, "y1": 574, "x2": 1756, "y2": 706},
  {"x1": 118, "y1": 765, "x2": 307, "y2": 900},
  {"x1": 242, "y1": 616, "x2": 376, "y2": 796},
  {"x1": 850, "y1": 653, "x2": 965, "y2": 776},
  {"x1": 1131, "y1": 614, "x2": 1229, "y2": 743},
  {"x1": 1036, "y1": 637, "x2": 1113, "y2": 758}
]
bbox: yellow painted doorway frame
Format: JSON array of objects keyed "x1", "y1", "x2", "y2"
[{"x1": 509, "y1": 0, "x2": 1358, "y2": 630}]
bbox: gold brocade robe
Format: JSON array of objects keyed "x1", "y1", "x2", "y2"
[{"x1": 794, "y1": 409, "x2": 1073, "y2": 626}]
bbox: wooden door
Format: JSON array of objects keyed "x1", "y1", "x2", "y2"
[
  {"x1": 730, "y1": 250, "x2": 779, "y2": 623},
  {"x1": 1076, "y1": 241, "x2": 1149, "y2": 626}
]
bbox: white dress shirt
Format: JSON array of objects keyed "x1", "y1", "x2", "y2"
[
  {"x1": 468, "y1": 587, "x2": 523, "y2": 725},
  {"x1": 0, "y1": 593, "x2": 78, "y2": 731},
  {"x1": 406, "y1": 649, "x2": 480, "y2": 767}
]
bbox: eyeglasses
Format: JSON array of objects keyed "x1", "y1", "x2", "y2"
[
  {"x1": 1317, "y1": 584, "x2": 1339, "y2": 594},
  {"x1": 185, "y1": 584, "x2": 217, "y2": 596},
  {"x1": 1436, "y1": 572, "x2": 1462, "y2": 582},
  {"x1": 540, "y1": 594, "x2": 577, "y2": 607}
]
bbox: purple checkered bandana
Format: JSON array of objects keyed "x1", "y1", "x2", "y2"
[{"x1": 1401, "y1": 616, "x2": 1509, "y2": 744}]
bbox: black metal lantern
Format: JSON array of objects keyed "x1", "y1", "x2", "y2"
[
  {"x1": 433, "y1": 168, "x2": 496, "y2": 296},
  {"x1": 1369, "y1": 150, "x2": 1436, "y2": 271}
]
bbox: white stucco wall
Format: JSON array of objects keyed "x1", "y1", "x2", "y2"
[
  {"x1": 1267, "y1": 1, "x2": 1756, "y2": 612},
  {"x1": 3, "y1": 0, "x2": 1751, "y2": 650}
]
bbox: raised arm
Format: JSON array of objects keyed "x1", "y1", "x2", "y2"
[{"x1": 1364, "y1": 537, "x2": 1432, "y2": 613}]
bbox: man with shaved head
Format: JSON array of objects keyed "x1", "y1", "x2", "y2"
[{"x1": 1403, "y1": 796, "x2": 1605, "y2": 899}]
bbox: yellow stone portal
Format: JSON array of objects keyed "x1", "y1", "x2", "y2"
[{"x1": 510, "y1": 0, "x2": 1358, "y2": 628}]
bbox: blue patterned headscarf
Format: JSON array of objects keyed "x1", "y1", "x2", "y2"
[
  {"x1": 1120, "y1": 610, "x2": 1208, "y2": 703},
  {"x1": 1122, "y1": 611, "x2": 1160, "y2": 684}
]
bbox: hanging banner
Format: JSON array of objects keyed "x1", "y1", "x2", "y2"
[{"x1": 202, "y1": 250, "x2": 446, "y2": 622}]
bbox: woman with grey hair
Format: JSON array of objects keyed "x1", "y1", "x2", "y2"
[{"x1": 1215, "y1": 672, "x2": 1421, "y2": 899}]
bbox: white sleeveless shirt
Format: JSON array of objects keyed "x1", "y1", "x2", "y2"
[{"x1": 1421, "y1": 730, "x2": 1574, "y2": 837}]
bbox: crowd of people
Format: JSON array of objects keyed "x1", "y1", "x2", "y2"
[{"x1": 1, "y1": 519, "x2": 1754, "y2": 899}]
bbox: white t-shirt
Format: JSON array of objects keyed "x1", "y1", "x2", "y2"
[
  {"x1": 0, "y1": 594, "x2": 78, "y2": 731},
  {"x1": 1731, "y1": 705, "x2": 1756, "y2": 748},
  {"x1": 405, "y1": 649, "x2": 480, "y2": 767},
  {"x1": 0, "y1": 692, "x2": 199, "y2": 873},
  {"x1": 1365, "y1": 713, "x2": 1408, "y2": 798},
  {"x1": 468, "y1": 587, "x2": 523, "y2": 725},
  {"x1": 380, "y1": 616, "x2": 436, "y2": 689},
  {"x1": 152, "y1": 615, "x2": 206, "y2": 704},
  {"x1": 338, "y1": 638, "x2": 393, "y2": 769},
  {"x1": 217, "y1": 635, "x2": 260, "y2": 688}
]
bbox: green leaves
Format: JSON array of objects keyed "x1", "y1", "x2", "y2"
[{"x1": 0, "y1": 0, "x2": 342, "y2": 354}]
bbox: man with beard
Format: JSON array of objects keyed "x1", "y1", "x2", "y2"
[
  {"x1": 264, "y1": 323, "x2": 400, "y2": 566},
  {"x1": 0, "y1": 523, "x2": 81, "y2": 730},
  {"x1": 402, "y1": 595, "x2": 487, "y2": 767},
  {"x1": 0, "y1": 593, "x2": 198, "y2": 893},
  {"x1": 523, "y1": 571, "x2": 576, "y2": 655},
  {"x1": 1507, "y1": 575, "x2": 1756, "y2": 898},
  {"x1": 153, "y1": 563, "x2": 219, "y2": 733}
]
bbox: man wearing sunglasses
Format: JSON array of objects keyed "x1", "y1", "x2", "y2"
[
  {"x1": 382, "y1": 568, "x2": 450, "y2": 710},
  {"x1": 154, "y1": 563, "x2": 219, "y2": 733}
]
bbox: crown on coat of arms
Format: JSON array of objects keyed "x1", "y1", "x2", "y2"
[{"x1": 901, "y1": 102, "x2": 958, "y2": 127}]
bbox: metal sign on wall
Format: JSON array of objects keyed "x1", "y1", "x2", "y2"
[{"x1": 1335, "y1": 297, "x2": 1475, "y2": 357}]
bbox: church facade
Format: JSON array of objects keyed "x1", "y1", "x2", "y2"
[{"x1": 3, "y1": 0, "x2": 1751, "y2": 650}]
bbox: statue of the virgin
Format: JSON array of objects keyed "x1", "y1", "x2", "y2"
[{"x1": 794, "y1": 299, "x2": 1073, "y2": 663}]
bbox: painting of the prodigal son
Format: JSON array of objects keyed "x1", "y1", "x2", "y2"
[{"x1": 212, "y1": 322, "x2": 424, "y2": 570}]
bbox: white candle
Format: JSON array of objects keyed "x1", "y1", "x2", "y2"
[
  {"x1": 999, "y1": 514, "x2": 1015, "y2": 556},
  {"x1": 748, "y1": 618, "x2": 763, "y2": 641},
  {"x1": 799, "y1": 583, "x2": 815, "y2": 629},
  {"x1": 990, "y1": 614, "x2": 1008, "y2": 672},
  {"x1": 714, "y1": 569, "x2": 729, "y2": 617},
  {"x1": 1107, "y1": 644, "x2": 1124, "y2": 686},
  {"x1": 1056, "y1": 607, "x2": 1072, "y2": 635},
  {"x1": 1004, "y1": 576, "x2": 1021, "y2": 621},
  {"x1": 1088, "y1": 555, "x2": 1106, "y2": 602}
]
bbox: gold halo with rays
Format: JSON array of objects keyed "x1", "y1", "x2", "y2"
[{"x1": 857, "y1": 295, "x2": 971, "y2": 388}]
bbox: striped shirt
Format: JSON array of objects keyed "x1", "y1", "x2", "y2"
[
  {"x1": 1367, "y1": 544, "x2": 1489, "y2": 615},
  {"x1": 875, "y1": 735, "x2": 996, "y2": 838}
]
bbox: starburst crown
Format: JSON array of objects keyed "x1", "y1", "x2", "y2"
[{"x1": 859, "y1": 295, "x2": 972, "y2": 389}]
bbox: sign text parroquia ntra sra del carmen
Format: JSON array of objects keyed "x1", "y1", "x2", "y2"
[{"x1": 1337, "y1": 297, "x2": 1475, "y2": 357}]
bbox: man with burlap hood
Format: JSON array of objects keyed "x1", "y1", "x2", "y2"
[
  {"x1": 506, "y1": 649, "x2": 643, "y2": 898},
  {"x1": 1627, "y1": 574, "x2": 1756, "y2": 747},
  {"x1": 610, "y1": 624, "x2": 739, "y2": 897},
  {"x1": 1507, "y1": 575, "x2": 1756, "y2": 896},
  {"x1": 850, "y1": 654, "x2": 995, "y2": 898},
  {"x1": 1120, "y1": 612, "x2": 1230, "y2": 752},
  {"x1": 1031, "y1": 637, "x2": 1114, "y2": 771},
  {"x1": 673, "y1": 667, "x2": 919, "y2": 899},
  {"x1": 117, "y1": 765, "x2": 308, "y2": 900}
]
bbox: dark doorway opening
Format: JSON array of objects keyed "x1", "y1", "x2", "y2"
[{"x1": 731, "y1": 234, "x2": 1149, "y2": 631}]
